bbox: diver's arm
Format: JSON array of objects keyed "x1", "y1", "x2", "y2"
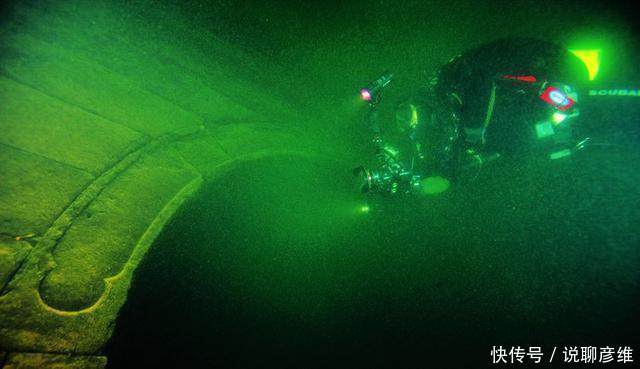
[{"x1": 364, "y1": 104, "x2": 381, "y2": 135}]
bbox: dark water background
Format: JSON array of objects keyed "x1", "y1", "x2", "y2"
[
  {"x1": 106, "y1": 147, "x2": 640, "y2": 368},
  {"x1": 105, "y1": 0, "x2": 640, "y2": 368}
]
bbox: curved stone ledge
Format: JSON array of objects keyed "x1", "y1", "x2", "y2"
[
  {"x1": 39, "y1": 146, "x2": 202, "y2": 311},
  {"x1": 0, "y1": 123, "x2": 328, "y2": 357},
  {"x1": 0, "y1": 149, "x2": 203, "y2": 353}
]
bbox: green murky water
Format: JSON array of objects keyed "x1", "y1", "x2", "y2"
[
  {"x1": 96, "y1": 1, "x2": 640, "y2": 368},
  {"x1": 107, "y1": 146, "x2": 640, "y2": 368}
]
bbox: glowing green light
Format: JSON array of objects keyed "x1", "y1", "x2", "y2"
[
  {"x1": 552, "y1": 112, "x2": 567, "y2": 125},
  {"x1": 549, "y1": 149, "x2": 572, "y2": 160},
  {"x1": 359, "y1": 205, "x2": 370, "y2": 213},
  {"x1": 420, "y1": 176, "x2": 450, "y2": 195},
  {"x1": 569, "y1": 49, "x2": 601, "y2": 81}
]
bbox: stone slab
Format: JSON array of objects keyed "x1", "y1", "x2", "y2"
[
  {"x1": 2, "y1": 352, "x2": 106, "y2": 369},
  {"x1": 0, "y1": 144, "x2": 94, "y2": 236},
  {"x1": 209, "y1": 123, "x2": 318, "y2": 160},
  {"x1": 5, "y1": 2, "x2": 266, "y2": 124},
  {"x1": 0, "y1": 76, "x2": 145, "y2": 175},
  {"x1": 0, "y1": 237, "x2": 32, "y2": 294},
  {"x1": 0, "y1": 34, "x2": 203, "y2": 137}
]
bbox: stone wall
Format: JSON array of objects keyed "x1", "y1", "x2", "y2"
[{"x1": 0, "y1": 1, "x2": 322, "y2": 367}]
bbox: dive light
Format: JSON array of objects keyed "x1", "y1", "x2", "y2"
[{"x1": 360, "y1": 72, "x2": 394, "y2": 103}]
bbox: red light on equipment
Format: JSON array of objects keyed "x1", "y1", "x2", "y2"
[
  {"x1": 501, "y1": 75, "x2": 537, "y2": 83},
  {"x1": 540, "y1": 86, "x2": 575, "y2": 111}
]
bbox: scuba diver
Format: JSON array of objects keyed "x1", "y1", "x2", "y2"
[{"x1": 354, "y1": 37, "x2": 589, "y2": 195}]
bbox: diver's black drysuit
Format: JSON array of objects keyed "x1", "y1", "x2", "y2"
[{"x1": 407, "y1": 37, "x2": 587, "y2": 183}]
